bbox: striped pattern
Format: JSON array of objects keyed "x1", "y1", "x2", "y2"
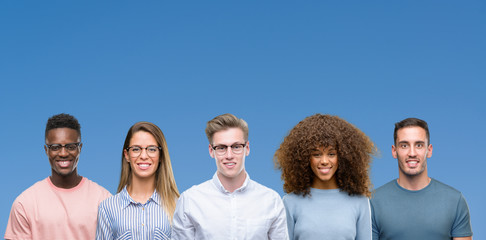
[{"x1": 96, "y1": 187, "x2": 171, "y2": 240}]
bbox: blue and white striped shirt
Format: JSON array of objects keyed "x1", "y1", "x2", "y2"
[{"x1": 96, "y1": 186, "x2": 171, "y2": 240}]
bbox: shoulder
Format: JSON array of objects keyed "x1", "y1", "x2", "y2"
[
  {"x1": 430, "y1": 178, "x2": 462, "y2": 194},
  {"x1": 99, "y1": 191, "x2": 126, "y2": 210},
  {"x1": 81, "y1": 178, "x2": 112, "y2": 198},
  {"x1": 248, "y1": 179, "x2": 282, "y2": 200},
  {"x1": 14, "y1": 178, "x2": 50, "y2": 203},
  {"x1": 371, "y1": 180, "x2": 397, "y2": 199},
  {"x1": 179, "y1": 179, "x2": 213, "y2": 199}
]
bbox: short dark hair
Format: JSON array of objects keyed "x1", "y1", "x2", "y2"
[
  {"x1": 394, "y1": 118, "x2": 430, "y2": 145},
  {"x1": 45, "y1": 113, "x2": 81, "y2": 140}
]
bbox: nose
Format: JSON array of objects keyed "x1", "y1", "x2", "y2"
[
  {"x1": 409, "y1": 146, "x2": 417, "y2": 157},
  {"x1": 225, "y1": 148, "x2": 234, "y2": 158},
  {"x1": 140, "y1": 148, "x2": 149, "y2": 158},
  {"x1": 320, "y1": 156, "x2": 329, "y2": 165},
  {"x1": 58, "y1": 147, "x2": 69, "y2": 157}
]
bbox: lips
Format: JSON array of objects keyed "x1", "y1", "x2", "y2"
[
  {"x1": 406, "y1": 160, "x2": 419, "y2": 167},
  {"x1": 318, "y1": 167, "x2": 331, "y2": 174},
  {"x1": 137, "y1": 163, "x2": 151, "y2": 170},
  {"x1": 56, "y1": 160, "x2": 71, "y2": 168},
  {"x1": 224, "y1": 162, "x2": 236, "y2": 168}
]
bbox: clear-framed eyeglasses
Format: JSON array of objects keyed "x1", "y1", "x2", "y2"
[
  {"x1": 126, "y1": 145, "x2": 161, "y2": 158},
  {"x1": 45, "y1": 142, "x2": 81, "y2": 153},
  {"x1": 211, "y1": 142, "x2": 247, "y2": 156}
]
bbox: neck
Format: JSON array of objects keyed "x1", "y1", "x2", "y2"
[
  {"x1": 311, "y1": 177, "x2": 338, "y2": 190},
  {"x1": 397, "y1": 171, "x2": 430, "y2": 191},
  {"x1": 218, "y1": 170, "x2": 247, "y2": 193},
  {"x1": 127, "y1": 175, "x2": 156, "y2": 203},
  {"x1": 50, "y1": 170, "x2": 82, "y2": 189}
]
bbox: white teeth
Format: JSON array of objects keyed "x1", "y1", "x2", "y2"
[
  {"x1": 225, "y1": 163, "x2": 235, "y2": 166},
  {"x1": 139, "y1": 164, "x2": 150, "y2": 167}
]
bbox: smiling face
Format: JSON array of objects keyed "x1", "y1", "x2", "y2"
[
  {"x1": 124, "y1": 131, "x2": 160, "y2": 182},
  {"x1": 45, "y1": 128, "x2": 82, "y2": 177},
  {"x1": 209, "y1": 127, "x2": 249, "y2": 184},
  {"x1": 310, "y1": 146, "x2": 339, "y2": 189},
  {"x1": 392, "y1": 126, "x2": 433, "y2": 178}
]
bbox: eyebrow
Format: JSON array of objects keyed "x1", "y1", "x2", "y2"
[{"x1": 397, "y1": 141, "x2": 426, "y2": 144}]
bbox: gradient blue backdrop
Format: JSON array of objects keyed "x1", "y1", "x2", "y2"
[{"x1": 1, "y1": 1, "x2": 484, "y2": 238}]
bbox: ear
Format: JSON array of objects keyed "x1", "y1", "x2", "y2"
[
  {"x1": 124, "y1": 149, "x2": 130, "y2": 162},
  {"x1": 245, "y1": 141, "x2": 250, "y2": 156},
  {"x1": 44, "y1": 145, "x2": 48, "y2": 155},
  {"x1": 391, "y1": 145, "x2": 397, "y2": 159},
  {"x1": 209, "y1": 144, "x2": 215, "y2": 158},
  {"x1": 78, "y1": 143, "x2": 83, "y2": 153},
  {"x1": 426, "y1": 144, "x2": 433, "y2": 158}
]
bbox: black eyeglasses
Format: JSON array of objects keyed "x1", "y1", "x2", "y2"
[
  {"x1": 46, "y1": 142, "x2": 81, "y2": 152},
  {"x1": 126, "y1": 146, "x2": 161, "y2": 158},
  {"x1": 211, "y1": 142, "x2": 247, "y2": 156}
]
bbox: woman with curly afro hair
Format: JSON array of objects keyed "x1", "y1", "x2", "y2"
[{"x1": 274, "y1": 114, "x2": 377, "y2": 240}]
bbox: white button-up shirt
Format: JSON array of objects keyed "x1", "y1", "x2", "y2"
[{"x1": 172, "y1": 172, "x2": 288, "y2": 240}]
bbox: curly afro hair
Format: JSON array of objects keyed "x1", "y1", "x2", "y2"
[{"x1": 274, "y1": 114, "x2": 377, "y2": 197}]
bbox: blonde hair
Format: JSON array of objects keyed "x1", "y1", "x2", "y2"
[
  {"x1": 205, "y1": 113, "x2": 249, "y2": 143},
  {"x1": 118, "y1": 122, "x2": 179, "y2": 221}
]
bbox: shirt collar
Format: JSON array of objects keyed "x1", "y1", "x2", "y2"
[
  {"x1": 211, "y1": 171, "x2": 251, "y2": 193},
  {"x1": 120, "y1": 186, "x2": 160, "y2": 208}
]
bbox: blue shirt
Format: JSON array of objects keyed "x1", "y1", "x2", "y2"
[
  {"x1": 283, "y1": 188, "x2": 371, "y2": 240},
  {"x1": 96, "y1": 186, "x2": 171, "y2": 240}
]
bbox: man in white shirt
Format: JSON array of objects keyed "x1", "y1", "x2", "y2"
[{"x1": 172, "y1": 113, "x2": 288, "y2": 240}]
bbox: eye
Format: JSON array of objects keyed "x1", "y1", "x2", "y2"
[
  {"x1": 400, "y1": 144, "x2": 409, "y2": 149},
  {"x1": 215, "y1": 145, "x2": 227, "y2": 151},
  {"x1": 50, "y1": 145, "x2": 61, "y2": 151},
  {"x1": 311, "y1": 152, "x2": 322, "y2": 157},
  {"x1": 232, "y1": 144, "x2": 243, "y2": 150},
  {"x1": 66, "y1": 144, "x2": 77, "y2": 151},
  {"x1": 131, "y1": 147, "x2": 141, "y2": 152},
  {"x1": 147, "y1": 146, "x2": 158, "y2": 153},
  {"x1": 328, "y1": 152, "x2": 337, "y2": 157},
  {"x1": 416, "y1": 143, "x2": 424, "y2": 148}
]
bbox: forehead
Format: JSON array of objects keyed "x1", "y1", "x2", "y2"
[
  {"x1": 396, "y1": 126, "x2": 427, "y2": 143},
  {"x1": 45, "y1": 128, "x2": 80, "y2": 143},
  {"x1": 212, "y1": 127, "x2": 245, "y2": 145},
  {"x1": 130, "y1": 131, "x2": 157, "y2": 145}
]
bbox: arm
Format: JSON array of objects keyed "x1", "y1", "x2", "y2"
[
  {"x1": 4, "y1": 200, "x2": 31, "y2": 240},
  {"x1": 95, "y1": 203, "x2": 113, "y2": 240},
  {"x1": 451, "y1": 194, "x2": 473, "y2": 239},
  {"x1": 282, "y1": 196, "x2": 294, "y2": 240},
  {"x1": 268, "y1": 196, "x2": 289, "y2": 240},
  {"x1": 171, "y1": 193, "x2": 195, "y2": 240},
  {"x1": 356, "y1": 198, "x2": 372, "y2": 240},
  {"x1": 370, "y1": 199, "x2": 380, "y2": 240}
]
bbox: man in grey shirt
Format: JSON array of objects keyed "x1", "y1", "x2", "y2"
[{"x1": 370, "y1": 118, "x2": 472, "y2": 240}]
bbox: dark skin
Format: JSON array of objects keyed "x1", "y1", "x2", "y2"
[{"x1": 44, "y1": 128, "x2": 83, "y2": 188}]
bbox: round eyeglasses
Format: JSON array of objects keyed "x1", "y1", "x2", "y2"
[
  {"x1": 46, "y1": 142, "x2": 81, "y2": 153},
  {"x1": 211, "y1": 142, "x2": 247, "y2": 156},
  {"x1": 126, "y1": 145, "x2": 161, "y2": 158}
]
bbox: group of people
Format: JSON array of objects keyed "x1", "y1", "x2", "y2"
[{"x1": 4, "y1": 113, "x2": 473, "y2": 240}]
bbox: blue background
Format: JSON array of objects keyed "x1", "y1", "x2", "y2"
[{"x1": 1, "y1": 1, "x2": 484, "y2": 238}]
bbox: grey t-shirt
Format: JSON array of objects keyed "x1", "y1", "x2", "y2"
[{"x1": 370, "y1": 178, "x2": 472, "y2": 240}]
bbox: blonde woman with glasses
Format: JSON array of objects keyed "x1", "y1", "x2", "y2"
[{"x1": 96, "y1": 122, "x2": 179, "y2": 240}]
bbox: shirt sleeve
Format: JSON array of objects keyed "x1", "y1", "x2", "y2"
[
  {"x1": 370, "y1": 199, "x2": 380, "y2": 240},
  {"x1": 282, "y1": 196, "x2": 294, "y2": 240},
  {"x1": 171, "y1": 193, "x2": 195, "y2": 240},
  {"x1": 95, "y1": 201, "x2": 114, "y2": 240},
  {"x1": 268, "y1": 195, "x2": 289, "y2": 240},
  {"x1": 356, "y1": 198, "x2": 372, "y2": 240},
  {"x1": 4, "y1": 200, "x2": 32, "y2": 240},
  {"x1": 451, "y1": 194, "x2": 473, "y2": 238}
]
